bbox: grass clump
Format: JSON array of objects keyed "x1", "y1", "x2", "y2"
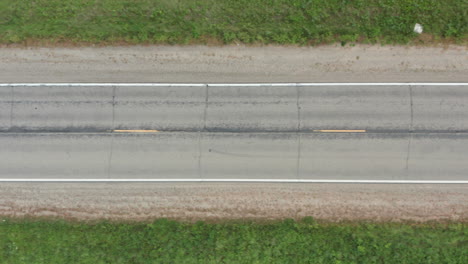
[
  {"x1": 0, "y1": 0, "x2": 466, "y2": 45},
  {"x1": 0, "y1": 217, "x2": 467, "y2": 263}
]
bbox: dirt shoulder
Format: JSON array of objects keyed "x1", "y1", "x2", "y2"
[
  {"x1": 1, "y1": 44, "x2": 467, "y2": 83},
  {"x1": 0, "y1": 183, "x2": 466, "y2": 222}
]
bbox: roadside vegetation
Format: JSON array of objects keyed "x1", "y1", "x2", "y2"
[
  {"x1": 1, "y1": 217, "x2": 466, "y2": 263},
  {"x1": 0, "y1": 0, "x2": 466, "y2": 46}
]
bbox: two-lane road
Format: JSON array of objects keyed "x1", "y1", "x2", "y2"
[{"x1": 1, "y1": 83, "x2": 467, "y2": 183}]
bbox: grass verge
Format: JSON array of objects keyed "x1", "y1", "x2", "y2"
[
  {"x1": 1, "y1": 217, "x2": 467, "y2": 263},
  {"x1": 0, "y1": 0, "x2": 466, "y2": 46}
]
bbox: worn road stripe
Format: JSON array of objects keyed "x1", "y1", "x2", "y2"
[
  {"x1": 313, "y1": 130, "x2": 366, "y2": 133},
  {"x1": 0, "y1": 83, "x2": 467, "y2": 87},
  {"x1": 0, "y1": 179, "x2": 466, "y2": 184},
  {"x1": 113, "y1": 129, "x2": 159, "y2": 133}
]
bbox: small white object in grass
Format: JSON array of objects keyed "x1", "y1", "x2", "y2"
[{"x1": 414, "y1": 23, "x2": 423, "y2": 34}]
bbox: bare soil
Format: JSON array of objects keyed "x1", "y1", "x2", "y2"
[
  {"x1": 1, "y1": 183, "x2": 466, "y2": 222},
  {"x1": 0, "y1": 44, "x2": 467, "y2": 83}
]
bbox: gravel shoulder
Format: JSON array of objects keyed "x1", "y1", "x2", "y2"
[
  {"x1": 1, "y1": 183, "x2": 466, "y2": 222},
  {"x1": 0, "y1": 44, "x2": 467, "y2": 83}
]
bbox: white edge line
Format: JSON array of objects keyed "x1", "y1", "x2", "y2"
[
  {"x1": 0, "y1": 179, "x2": 466, "y2": 184},
  {"x1": 0, "y1": 83, "x2": 466, "y2": 87}
]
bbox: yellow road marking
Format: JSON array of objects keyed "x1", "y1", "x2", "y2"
[
  {"x1": 113, "y1": 129, "x2": 159, "y2": 133},
  {"x1": 313, "y1": 129, "x2": 366, "y2": 133}
]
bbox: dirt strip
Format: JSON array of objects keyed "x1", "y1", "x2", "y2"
[
  {"x1": 0, "y1": 44, "x2": 467, "y2": 83},
  {"x1": 0, "y1": 183, "x2": 466, "y2": 222}
]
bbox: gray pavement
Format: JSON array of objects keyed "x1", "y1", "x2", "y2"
[
  {"x1": 0, "y1": 132, "x2": 467, "y2": 181},
  {"x1": 2, "y1": 84, "x2": 468, "y2": 133},
  {"x1": 1, "y1": 45, "x2": 467, "y2": 222},
  {"x1": 0, "y1": 84, "x2": 467, "y2": 181}
]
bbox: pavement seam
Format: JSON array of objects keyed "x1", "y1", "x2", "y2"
[
  {"x1": 9, "y1": 86, "x2": 14, "y2": 129},
  {"x1": 409, "y1": 85, "x2": 414, "y2": 132},
  {"x1": 203, "y1": 84, "x2": 209, "y2": 131},
  {"x1": 111, "y1": 86, "x2": 116, "y2": 129},
  {"x1": 405, "y1": 85, "x2": 414, "y2": 179},
  {"x1": 198, "y1": 84, "x2": 209, "y2": 178},
  {"x1": 296, "y1": 85, "x2": 301, "y2": 180},
  {"x1": 107, "y1": 135, "x2": 114, "y2": 179},
  {"x1": 198, "y1": 131, "x2": 202, "y2": 178},
  {"x1": 405, "y1": 134, "x2": 412, "y2": 180},
  {"x1": 107, "y1": 86, "x2": 116, "y2": 179}
]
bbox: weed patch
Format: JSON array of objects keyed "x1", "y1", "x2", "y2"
[
  {"x1": 0, "y1": 217, "x2": 466, "y2": 263},
  {"x1": 0, "y1": 0, "x2": 466, "y2": 45}
]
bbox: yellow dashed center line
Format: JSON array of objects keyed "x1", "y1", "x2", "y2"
[
  {"x1": 113, "y1": 130, "x2": 159, "y2": 133},
  {"x1": 313, "y1": 129, "x2": 366, "y2": 133}
]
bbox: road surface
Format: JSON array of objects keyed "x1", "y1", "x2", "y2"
[
  {"x1": 1, "y1": 45, "x2": 467, "y2": 222},
  {"x1": 1, "y1": 83, "x2": 467, "y2": 182}
]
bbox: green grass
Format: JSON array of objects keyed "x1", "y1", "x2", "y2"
[
  {"x1": 1, "y1": 217, "x2": 467, "y2": 263},
  {"x1": 0, "y1": 0, "x2": 466, "y2": 45}
]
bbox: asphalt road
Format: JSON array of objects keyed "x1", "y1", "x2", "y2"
[
  {"x1": 0, "y1": 83, "x2": 467, "y2": 182},
  {"x1": 1, "y1": 132, "x2": 467, "y2": 181},
  {"x1": 2, "y1": 46, "x2": 466, "y2": 222}
]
